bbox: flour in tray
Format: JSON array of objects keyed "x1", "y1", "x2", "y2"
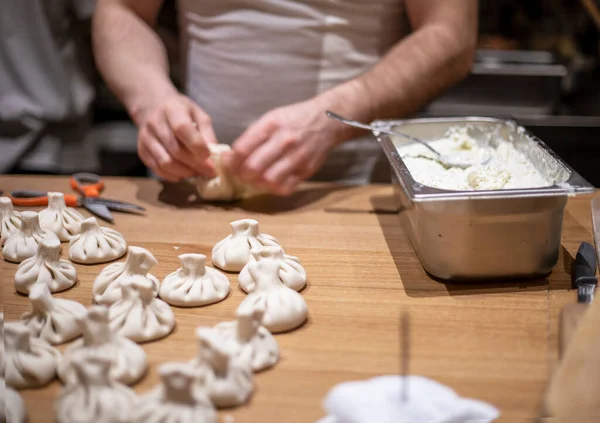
[{"x1": 397, "y1": 126, "x2": 550, "y2": 191}]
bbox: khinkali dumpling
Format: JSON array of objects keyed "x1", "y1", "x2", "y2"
[
  {"x1": 214, "y1": 302, "x2": 279, "y2": 372},
  {"x1": 196, "y1": 144, "x2": 238, "y2": 201},
  {"x1": 38, "y1": 192, "x2": 85, "y2": 241},
  {"x1": 238, "y1": 258, "x2": 308, "y2": 333},
  {"x1": 192, "y1": 327, "x2": 254, "y2": 408},
  {"x1": 69, "y1": 217, "x2": 127, "y2": 264},
  {"x1": 212, "y1": 219, "x2": 280, "y2": 272},
  {"x1": 55, "y1": 353, "x2": 137, "y2": 423},
  {"x1": 21, "y1": 283, "x2": 87, "y2": 345},
  {"x1": 130, "y1": 362, "x2": 217, "y2": 423},
  {"x1": 0, "y1": 380, "x2": 28, "y2": 423},
  {"x1": 2, "y1": 211, "x2": 57, "y2": 263},
  {"x1": 4, "y1": 320, "x2": 61, "y2": 389},
  {"x1": 0, "y1": 196, "x2": 21, "y2": 245},
  {"x1": 109, "y1": 277, "x2": 176, "y2": 343},
  {"x1": 238, "y1": 245, "x2": 307, "y2": 293},
  {"x1": 92, "y1": 246, "x2": 160, "y2": 305},
  {"x1": 159, "y1": 253, "x2": 230, "y2": 307},
  {"x1": 58, "y1": 305, "x2": 147, "y2": 385},
  {"x1": 14, "y1": 235, "x2": 77, "y2": 294}
]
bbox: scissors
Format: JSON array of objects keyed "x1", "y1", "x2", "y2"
[{"x1": 6, "y1": 173, "x2": 145, "y2": 223}]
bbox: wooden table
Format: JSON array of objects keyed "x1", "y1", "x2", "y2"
[{"x1": 1, "y1": 176, "x2": 596, "y2": 423}]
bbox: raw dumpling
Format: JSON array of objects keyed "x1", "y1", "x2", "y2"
[
  {"x1": 0, "y1": 380, "x2": 28, "y2": 423},
  {"x1": 159, "y1": 253, "x2": 230, "y2": 307},
  {"x1": 192, "y1": 327, "x2": 254, "y2": 408},
  {"x1": 14, "y1": 235, "x2": 77, "y2": 294},
  {"x1": 0, "y1": 196, "x2": 21, "y2": 245},
  {"x1": 130, "y1": 362, "x2": 217, "y2": 423},
  {"x1": 214, "y1": 301, "x2": 279, "y2": 372},
  {"x1": 195, "y1": 144, "x2": 238, "y2": 201},
  {"x1": 2, "y1": 211, "x2": 57, "y2": 263},
  {"x1": 69, "y1": 217, "x2": 127, "y2": 264},
  {"x1": 93, "y1": 246, "x2": 160, "y2": 305},
  {"x1": 4, "y1": 320, "x2": 61, "y2": 389},
  {"x1": 238, "y1": 245, "x2": 307, "y2": 293},
  {"x1": 109, "y1": 277, "x2": 176, "y2": 343},
  {"x1": 212, "y1": 219, "x2": 280, "y2": 272},
  {"x1": 38, "y1": 192, "x2": 85, "y2": 241},
  {"x1": 55, "y1": 353, "x2": 137, "y2": 423},
  {"x1": 21, "y1": 283, "x2": 87, "y2": 345},
  {"x1": 58, "y1": 305, "x2": 147, "y2": 385},
  {"x1": 238, "y1": 258, "x2": 308, "y2": 333}
]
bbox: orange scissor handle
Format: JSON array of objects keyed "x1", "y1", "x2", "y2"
[
  {"x1": 10, "y1": 191, "x2": 79, "y2": 207},
  {"x1": 70, "y1": 173, "x2": 105, "y2": 197}
]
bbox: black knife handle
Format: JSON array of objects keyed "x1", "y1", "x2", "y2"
[
  {"x1": 572, "y1": 242, "x2": 598, "y2": 303},
  {"x1": 573, "y1": 242, "x2": 597, "y2": 284}
]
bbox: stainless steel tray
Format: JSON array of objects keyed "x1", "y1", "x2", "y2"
[{"x1": 372, "y1": 117, "x2": 595, "y2": 281}]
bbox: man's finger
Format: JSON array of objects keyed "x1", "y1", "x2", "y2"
[
  {"x1": 226, "y1": 116, "x2": 276, "y2": 173},
  {"x1": 148, "y1": 114, "x2": 188, "y2": 163},
  {"x1": 139, "y1": 143, "x2": 179, "y2": 182},
  {"x1": 262, "y1": 148, "x2": 307, "y2": 189},
  {"x1": 145, "y1": 134, "x2": 198, "y2": 181},
  {"x1": 279, "y1": 175, "x2": 300, "y2": 196},
  {"x1": 238, "y1": 131, "x2": 293, "y2": 183},
  {"x1": 165, "y1": 101, "x2": 204, "y2": 151},
  {"x1": 190, "y1": 105, "x2": 218, "y2": 147}
]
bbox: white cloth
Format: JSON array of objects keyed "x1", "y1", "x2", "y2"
[
  {"x1": 317, "y1": 375, "x2": 500, "y2": 423},
  {"x1": 178, "y1": 0, "x2": 406, "y2": 183}
]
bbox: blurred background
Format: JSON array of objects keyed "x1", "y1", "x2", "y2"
[{"x1": 3, "y1": 0, "x2": 600, "y2": 185}]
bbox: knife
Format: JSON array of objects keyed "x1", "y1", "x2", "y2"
[
  {"x1": 559, "y1": 242, "x2": 598, "y2": 357},
  {"x1": 557, "y1": 197, "x2": 600, "y2": 357}
]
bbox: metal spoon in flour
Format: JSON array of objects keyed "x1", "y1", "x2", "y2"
[{"x1": 326, "y1": 111, "x2": 486, "y2": 169}]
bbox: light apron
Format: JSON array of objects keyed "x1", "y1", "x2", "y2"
[{"x1": 178, "y1": 0, "x2": 405, "y2": 184}]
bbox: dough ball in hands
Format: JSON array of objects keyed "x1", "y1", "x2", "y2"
[
  {"x1": 21, "y1": 283, "x2": 87, "y2": 345},
  {"x1": 191, "y1": 327, "x2": 254, "y2": 408},
  {"x1": 195, "y1": 144, "x2": 238, "y2": 201},
  {"x1": 0, "y1": 381, "x2": 28, "y2": 423},
  {"x1": 214, "y1": 302, "x2": 279, "y2": 372},
  {"x1": 55, "y1": 353, "x2": 137, "y2": 423},
  {"x1": 212, "y1": 219, "x2": 281, "y2": 272},
  {"x1": 159, "y1": 253, "x2": 230, "y2": 307},
  {"x1": 0, "y1": 196, "x2": 22, "y2": 245},
  {"x1": 130, "y1": 362, "x2": 217, "y2": 423},
  {"x1": 238, "y1": 258, "x2": 308, "y2": 333},
  {"x1": 38, "y1": 192, "x2": 85, "y2": 241},
  {"x1": 4, "y1": 320, "x2": 61, "y2": 389},
  {"x1": 69, "y1": 217, "x2": 127, "y2": 264},
  {"x1": 238, "y1": 245, "x2": 307, "y2": 293},
  {"x1": 14, "y1": 235, "x2": 77, "y2": 294},
  {"x1": 2, "y1": 211, "x2": 57, "y2": 263},
  {"x1": 109, "y1": 277, "x2": 176, "y2": 343},
  {"x1": 58, "y1": 305, "x2": 147, "y2": 386},
  {"x1": 93, "y1": 246, "x2": 160, "y2": 306}
]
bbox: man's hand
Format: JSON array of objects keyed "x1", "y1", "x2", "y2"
[
  {"x1": 223, "y1": 97, "x2": 351, "y2": 196},
  {"x1": 136, "y1": 94, "x2": 218, "y2": 182}
]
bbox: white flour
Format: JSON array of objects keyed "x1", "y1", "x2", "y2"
[{"x1": 396, "y1": 126, "x2": 550, "y2": 191}]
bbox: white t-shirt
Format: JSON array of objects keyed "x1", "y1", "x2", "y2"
[{"x1": 178, "y1": 0, "x2": 406, "y2": 183}]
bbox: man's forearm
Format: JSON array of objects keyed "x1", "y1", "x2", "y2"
[
  {"x1": 92, "y1": 0, "x2": 176, "y2": 125},
  {"x1": 320, "y1": 3, "x2": 477, "y2": 138}
]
